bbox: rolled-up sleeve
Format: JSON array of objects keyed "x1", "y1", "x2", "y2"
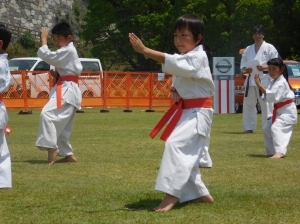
[
  {"x1": 162, "y1": 52, "x2": 210, "y2": 79},
  {"x1": 37, "y1": 45, "x2": 69, "y2": 68}
]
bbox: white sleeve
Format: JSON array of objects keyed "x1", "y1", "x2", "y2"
[
  {"x1": 268, "y1": 44, "x2": 279, "y2": 59},
  {"x1": 0, "y1": 61, "x2": 12, "y2": 93},
  {"x1": 265, "y1": 83, "x2": 285, "y2": 103},
  {"x1": 37, "y1": 45, "x2": 70, "y2": 68},
  {"x1": 240, "y1": 47, "x2": 250, "y2": 69},
  {"x1": 162, "y1": 52, "x2": 211, "y2": 79}
]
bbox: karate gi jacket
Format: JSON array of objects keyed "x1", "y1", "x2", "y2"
[{"x1": 37, "y1": 42, "x2": 83, "y2": 109}]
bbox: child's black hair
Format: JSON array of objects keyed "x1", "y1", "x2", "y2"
[
  {"x1": 51, "y1": 21, "x2": 72, "y2": 38},
  {"x1": 267, "y1": 58, "x2": 292, "y2": 90},
  {"x1": 173, "y1": 14, "x2": 212, "y2": 62},
  {"x1": 0, "y1": 23, "x2": 12, "y2": 50}
]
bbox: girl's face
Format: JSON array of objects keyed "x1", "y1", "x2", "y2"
[
  {"x1": 174, "y1": 27, "x2": 201, "y2": 54},
  {"x1": 268, "y1": 65, "x2": 284, "y2": 80}
]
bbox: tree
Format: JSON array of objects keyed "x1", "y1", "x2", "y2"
[
  {"x1": 81, "y1": 0, "x2": 298, "y2": 71},
  {"x1": 269, "y1": 0, "x2": 300, "y2": 60},
  {"x1": 81, "y1": 0, "x2": 177, "y2": 71}
]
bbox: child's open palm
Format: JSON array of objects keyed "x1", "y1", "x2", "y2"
[{"x1": 128, "y1": 33, "x2": 146, "y2": 54}]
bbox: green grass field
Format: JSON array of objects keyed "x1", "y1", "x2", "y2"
[{"x1": 0, "y1": 108, "x2": 299, "y2": 224}]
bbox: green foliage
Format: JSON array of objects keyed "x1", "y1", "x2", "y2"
[
  {"x1": 1, "y1": 108, "x2": 300, "y2": 223},
  {"x1": 269, "y1": 0, "x2": 300, "y2": 59},
  {"x1": 6, "y1": 42, "x2": 37, "y2": 58},
  {"x1": 81, "y1": 0, "x2": 300, "y2": 71},
  {"x1": 5, "y1": 0, "x2": 300, "y2": 69},
  {"x1": 81, "y1": 0, "x2": 175, "y2": 71},
  {"x1": 19, "y1": 31, "x2": 37, "y2": 49},
  {"x1": 73, "y1": 5, "x2": 81, "y2": 18},
  {"x1": 287, "y1": 47, "x2": 300, "y2": 61}
]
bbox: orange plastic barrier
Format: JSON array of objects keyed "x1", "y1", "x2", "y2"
[
  {"x1": 3, "y1": 70, "x2": 173, "y2": 111},
  {"x1": 103, "y1": 72, "x2": 173, "y2": 111}
]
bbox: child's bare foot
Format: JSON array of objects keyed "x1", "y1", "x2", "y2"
[
  {"x1": 189, "y1": 194, "x2": 214, "y2": 204},
  {"x1": 65, "y1": 155, "x2": 77, "y2": 162},
  {"x1": 56, "y1": 155, "x2": 78, "y2": 163},
  {"x1": 47, "y1": 149, "x2": 59, "y2": 165},
  {"x1": 270, "y1": 152, "x2": 285, "y2": 159},
  {"x1": 154, "y1": 194, "x2": 179, "y2": 212}
]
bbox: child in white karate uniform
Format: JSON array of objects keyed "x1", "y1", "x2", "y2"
[
  {"x1": 36, "y1": 22, "x2": 83, "y2": 164},
  {"x1": 0, "y1": 23, "x2": 12, "y2": 188},
  {"x1": 129, "y1": 14, "x2": 214, "y2": 212},
  {"x1": 254, "y1": 58, "x2": 297, "y2": 158}
]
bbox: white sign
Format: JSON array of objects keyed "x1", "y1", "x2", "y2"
[
  {"x1": 158, "y1": 73, "x2": 165, "y2": 81},
  {"x1": 213, "y1": 57, "x2": 235, "y2": 114},
  {"x1": 213, "y1": 57, "x2": 235, "y2": 77}
]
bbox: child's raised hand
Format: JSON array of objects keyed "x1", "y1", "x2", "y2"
[
  {"x1": 128, "y1": 33, "x2": 146, "y2": 54},
  {"x1": 40, "y1": 28, "x2": 49, "y2": 45}
]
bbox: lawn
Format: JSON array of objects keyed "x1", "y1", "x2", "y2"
[{"x1": 0, "y1": 108, "x2": 299, "y2": 224}]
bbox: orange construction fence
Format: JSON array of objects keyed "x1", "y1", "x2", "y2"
[{"x1": 2, "y1": 70, "x2": 173, "y2": 112}]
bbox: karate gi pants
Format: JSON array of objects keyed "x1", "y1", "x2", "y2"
[
  {"x1": 36, "y1": 97, "x2": 76, "y2": 157},
  {"x1": 263, "y1": 110, "x2": 296, "y2": 156},
  {"x1": 243, "y1": 80, "x2": 273, "y2": 131},
  {"x1": 0, "y1": 129, "x2": 12, "y2": 188},
  {"x1": 155, "y1": 110, "x2": 210, "y2": 203}
]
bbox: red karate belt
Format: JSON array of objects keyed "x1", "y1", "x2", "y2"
[
  {"x1": 149, "y1": 97, "x2": 213, "y2": 141},
  {"x1": 272, "y1": 99, "x2": 293, "y2": 123},
  {"x1": 54, "y1": 75, "x2": 79, "y2": 108},
  {"x1": 0, "y1": 93, "x2": 12, "y2": 134}
]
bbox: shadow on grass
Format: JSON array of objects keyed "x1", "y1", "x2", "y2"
[
  {"x1": 247, "y1": 154, "x2": 270, "y2": 158},
  {"x1": 219, "y1": 131, "x2": 255, "y2": 134},
  {"x1": 24, "y1": 160, "x2": 47, "y2": 164},
  {"x1": 124, "y1": 199, "x2": 186, "y2": 211}
]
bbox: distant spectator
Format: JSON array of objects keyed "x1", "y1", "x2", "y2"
[{"x1": 240, "y1": 25, "x2": 278, "y2": 135}]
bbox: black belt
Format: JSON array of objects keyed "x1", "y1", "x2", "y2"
[{"x1": 245, "y1": 74, "x2": 251, "y2": 97}]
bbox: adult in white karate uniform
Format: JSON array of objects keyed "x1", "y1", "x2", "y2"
[
  {"x1": 129, "y1": 14, "x2": 214, "y2": 212},
  {"x1": 36, "y1": 22, "x2": 82, "y2": 164},
  {"x1": 0, "y1": 23, "x2": 12, "y2": 188},
  {"x1": 240, "y1": 25, "x2": 278, "y2": 133},
  {"x1": 254, "y1": 58, "x2": 297, "y2": 158}
]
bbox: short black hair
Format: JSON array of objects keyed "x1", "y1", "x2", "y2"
[
  {"x1": 252, "y1": 25, "x2": 264, "y2": 35},
  {"x1": 174, "y1": 14, "x2": 205, "y2": 45},
  {"x1": 0, "y1": 23, "x2": 12, "y2": 50},
  {"x1": 51, "y1": 21, "x2": 72, "y2": 38},
  {"x1": 173, "y1": 14, "x2": 212, "y2": 62}
]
